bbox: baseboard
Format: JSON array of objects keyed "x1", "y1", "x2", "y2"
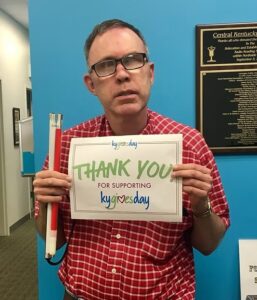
[{"x1": 10, "y1": 213, "x2": 32, "y2": 233}]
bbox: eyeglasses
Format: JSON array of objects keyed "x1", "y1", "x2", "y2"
[{"x1": 89, "y1": 53, "x2": 148, "y2": 77}]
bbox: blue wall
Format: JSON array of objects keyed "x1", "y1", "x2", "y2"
[{"x1": 29, "y1": 1, "x2": 257, "y2": 299}]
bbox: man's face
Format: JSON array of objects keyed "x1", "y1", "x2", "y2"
[{"x1": 84, "y1": 27, "x2": 154, "y2": 118}]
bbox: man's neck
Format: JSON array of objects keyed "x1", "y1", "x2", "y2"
[{"x1": 106, "y1": 108, "x2": 148, "y2": 136}]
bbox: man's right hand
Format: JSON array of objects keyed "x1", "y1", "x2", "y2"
[
  {"x1": 33, "y1": 170, "x2": 70, "y2": 246},
  {"x1": 33, "y1": 170, "x2": 72, "y2": 204}
]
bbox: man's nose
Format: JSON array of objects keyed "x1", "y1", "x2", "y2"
[{"x1": 115, "y1": 62, "x2": 130, "y2": 81}]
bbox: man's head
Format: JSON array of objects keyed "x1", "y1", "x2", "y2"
[
  {"x1": 84, "y1": 19, "x2": 148, "y2": 65},
  {"x1": 83, "y1": 19, "x2": 154, "y2": 125}
]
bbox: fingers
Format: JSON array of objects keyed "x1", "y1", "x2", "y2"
[
  {"x1": 173, "y1": 163, "x2": 211, "y2": 176},
  {"x1": 33, "y1": 170, "x2": 72, "y2": 203},
  {"x1": 34, "y1": 194, "x2": 63, "y2": 203},
  {"x1": 35, "y1": 170, "x2": 71, "y2": 182},
  {"x1": 172, "y1": 163, "x2": 213, "y2": 198},
  {"x1": 183, "y1": 183, "x2": 211, "y2": 198}
]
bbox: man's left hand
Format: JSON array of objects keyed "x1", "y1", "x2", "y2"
[{"x1": 172, "y1": 163, "x2": 213, "y2": 211}]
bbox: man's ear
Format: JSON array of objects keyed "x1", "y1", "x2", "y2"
[
  {"x1": 149, "y1": 62, "x2": 154, "y2": 86},
  {"x1": 83, "y1": 74, "x2": 96, "y2": 95}
]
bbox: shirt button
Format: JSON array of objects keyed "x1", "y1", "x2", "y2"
[
  {"x1": 112, "y1": 268, "x2": 117, "y2": 274},
  {"x1": 116, "y1": 234, "x2": 121, "y2": 239}
]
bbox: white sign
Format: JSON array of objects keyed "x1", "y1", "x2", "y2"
[
  {"x1": 68, "y1": 134, "x2": 182, "y2": 222},
  {"x1": 239, "y1": 239, "x2": 257, "y2": 300}
]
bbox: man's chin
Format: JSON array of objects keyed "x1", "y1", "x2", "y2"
[{"x1": 114, "y1": 103, "x2": 147, "y2": 116}]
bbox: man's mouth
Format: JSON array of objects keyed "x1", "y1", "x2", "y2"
[{"x1": 114, "y1": 90, "x2": 137, "y2": 98}]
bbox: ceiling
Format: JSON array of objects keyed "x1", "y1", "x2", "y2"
[{"x1": 0, "y1": 0, "x2": 28, "y2": 29}]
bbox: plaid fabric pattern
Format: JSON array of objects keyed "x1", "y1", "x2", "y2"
[{"x1": 35, "y1": 109, "x2": 229, "y2": 300}]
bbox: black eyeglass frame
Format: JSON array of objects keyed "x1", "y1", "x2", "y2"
[{"x1": 89, "y1": 53, "x2": 149, "y2": 77}]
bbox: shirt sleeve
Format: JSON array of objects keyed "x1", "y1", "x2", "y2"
[{"x1": 198, "y1": 139, "x2": 230, "y2": 229}]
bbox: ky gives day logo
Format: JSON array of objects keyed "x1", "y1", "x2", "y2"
[
  {"x1": 73, "y1": 157, "x2": 173, "y2": 210},
  {"x1": 72, "y1": 138, "x2": 173, "y2": 211}
]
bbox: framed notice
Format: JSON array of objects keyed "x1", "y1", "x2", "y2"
[
  {"x1": 68, "y1": 134, "x2": 182, "y2": 222},
  {"x1": 239, "y1": 240, "x2": 257, "y2": 300},
  {"x1": 196, "y1": 23, "x2": 257, "y2": 153},
  {"x1": 12, "y1": 107, "x2": 20, "y2": 146}
]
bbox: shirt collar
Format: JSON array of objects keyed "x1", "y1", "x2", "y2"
[{"x1": 102, "y1": 109, "x2": 155, "y2": 136}]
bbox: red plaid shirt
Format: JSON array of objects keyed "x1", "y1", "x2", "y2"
[{"x1": 35, "y1": 110, "x2": 229, "y2": 300}]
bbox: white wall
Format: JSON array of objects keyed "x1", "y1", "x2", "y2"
[{"x1": 0, "y1": 9, "x2": 31, "y2": 229}]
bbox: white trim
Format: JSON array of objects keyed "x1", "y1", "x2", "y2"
[{"x1": 0, "y1": 80, "x2": 9, "y2": 236}]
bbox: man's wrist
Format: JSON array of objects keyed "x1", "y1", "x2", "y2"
[{"x1": 192, "y1": 198, "x2": 212, "y2": 218}]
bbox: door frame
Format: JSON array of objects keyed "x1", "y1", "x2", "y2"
[{"x1": 0, "y1": 80, "x2": 9, "y2": 236}]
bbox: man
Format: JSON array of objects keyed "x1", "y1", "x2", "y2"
[{"x1": 33, "y1": 19, "x2": 230, "y2": 300}]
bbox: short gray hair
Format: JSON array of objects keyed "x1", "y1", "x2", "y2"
[{"x1": 84, "y1": 19, "x2": 148, "y2": 64}]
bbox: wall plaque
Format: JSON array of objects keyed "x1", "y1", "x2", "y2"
[{"x1": 196, "y1": 23, "x2": 257, "y2": 153}]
